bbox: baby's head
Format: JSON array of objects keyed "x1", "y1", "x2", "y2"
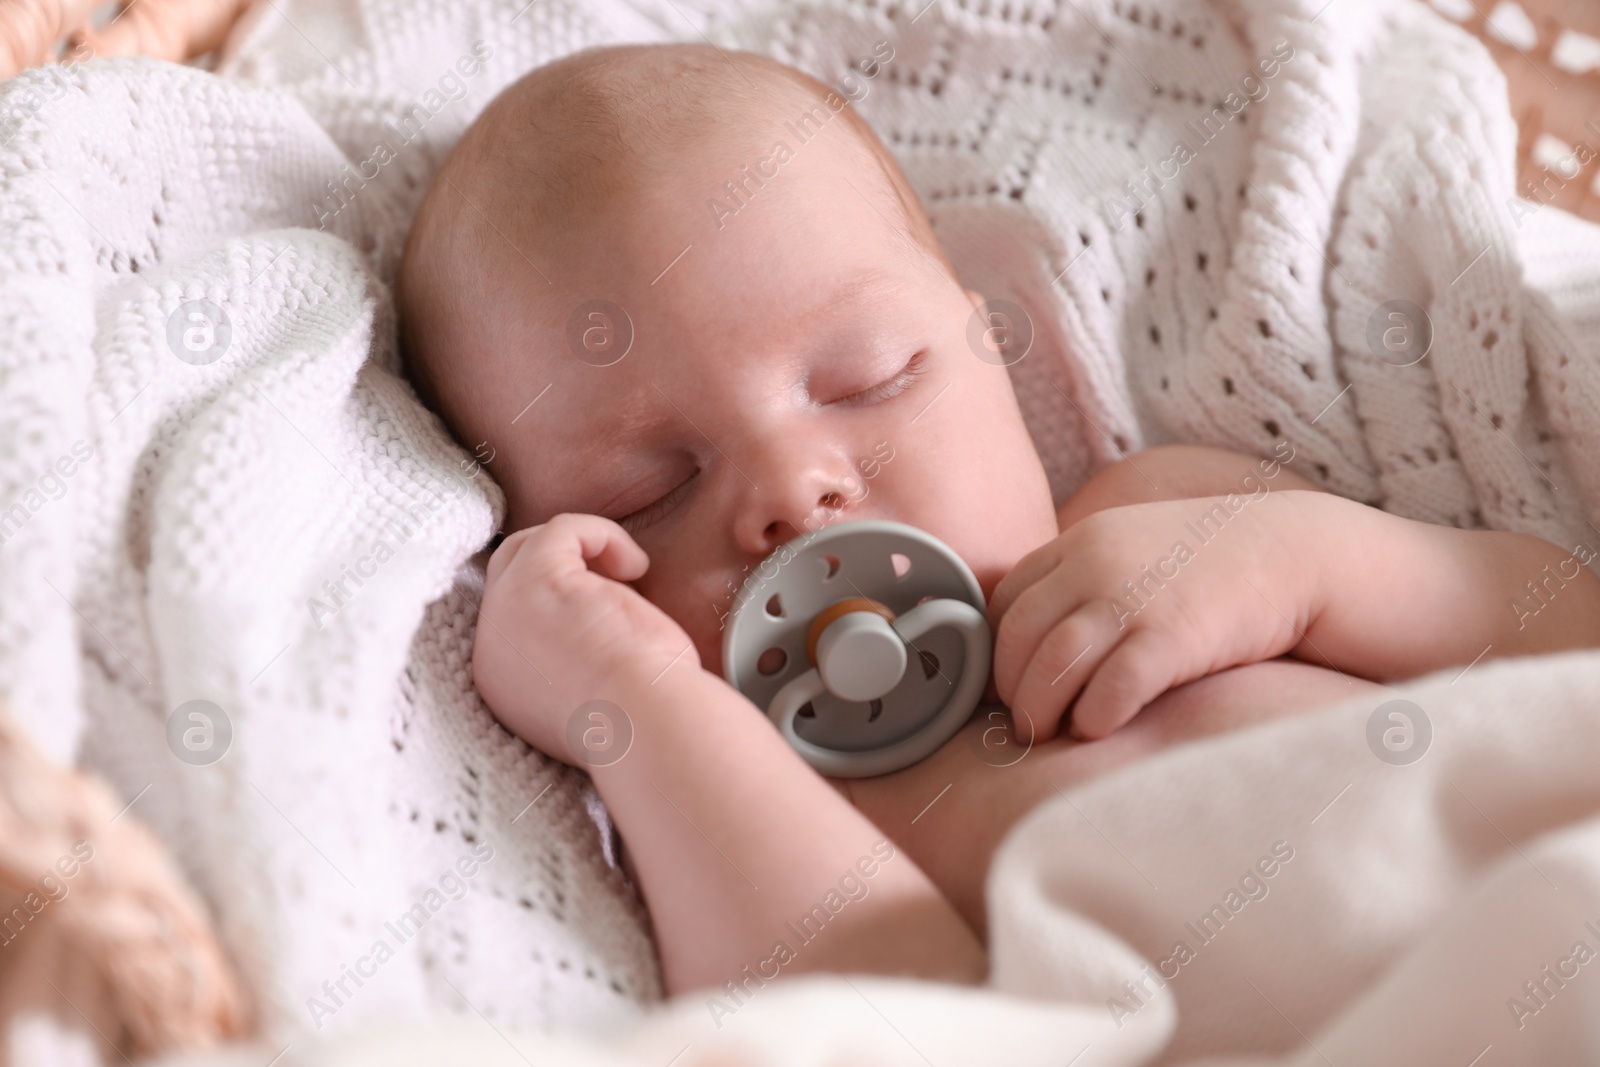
[{"x1": 399, "y1": 43, "x2": 1057, "y2": 676}]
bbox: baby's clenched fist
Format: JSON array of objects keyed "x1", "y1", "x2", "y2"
[
  {"x1": 472, "y1": 513, "x2": 698, "y2": 764},
  {"x1": 987, "y1": 491, "x2": 1322, "y2": 743}
]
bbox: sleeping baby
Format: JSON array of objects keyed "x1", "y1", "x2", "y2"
[{"x1": 395, "y1": 44, "x2": 1600, "y2": 998}]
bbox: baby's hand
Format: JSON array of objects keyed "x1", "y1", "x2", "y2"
[
  {"x1": 0, "y1": 0, "x2": 254, "y2": 78},
  {"x1": 987, "y1": 493, "x2": 1317, "y2": 742},
  {"x1": 471, "y1": 514, "x2": 698, "y2": 764}
]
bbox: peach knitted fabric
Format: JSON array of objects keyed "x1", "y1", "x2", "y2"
[
  {"x1": 1445, "y1": 0, "x2": 1600, "y2": 223},
  {"x1": 0, "y1": 704, "x2": 247, "y2": 1064}
]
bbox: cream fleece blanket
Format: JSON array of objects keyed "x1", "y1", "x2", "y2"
[
  {"x1": 161, "y1": 650, "x2": 1600, "y2": 1066},
  {"x1": 5, "y1": 0, "x2": 1600, "y2": 1061}
]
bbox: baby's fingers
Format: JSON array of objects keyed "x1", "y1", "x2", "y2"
[
  {"x1": 543, "y1": 513, "x2": 649, "y2": 585},
  {"x1": 1001, "y1": 601, "x2": 1119, "y2": 745},
  {"x1": 1068, "y1": 628, "x2": 1184, "y2": 740},
  {"x1": 87, "y1": 0, "x2": 252, "y2": 63},
  {"x1": 0, "y1": 0, "x2": 93, "y2": 76},
  {"x1": 987, "y1": 537, "x2": 1068, "y2": 631},
  {"x1": 489, "y1": 513, "x2": 648, "y2": 589}
]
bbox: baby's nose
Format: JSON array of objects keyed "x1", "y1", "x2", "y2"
[{"x1": 732, "y1": 466, "x2": 855, "y2": 559}]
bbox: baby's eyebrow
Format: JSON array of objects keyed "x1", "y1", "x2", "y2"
[
  {"x1": 792, "y1": 267, "x2": 921, "y2": 376},
  {"x1": 788, "y1": 268, "x2": 905, "y2": 327}
]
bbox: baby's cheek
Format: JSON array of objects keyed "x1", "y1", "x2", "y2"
[{"x1": 668, "y1": 579, "x2": 732, "y2": 676}]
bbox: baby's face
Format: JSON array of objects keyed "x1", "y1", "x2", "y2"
[{"x1": 461, "y1": 124, "x2": 1058, "y2": 678}]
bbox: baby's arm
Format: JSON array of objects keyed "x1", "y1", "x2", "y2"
[
  {"x1": 591, "y1": 665, "x2": 986, "y2": 995},
  {"x1": 1056, "y1": 445, "x2": 1600, "y2": 675},
  {"x1": 989, "y1": 460, "x2": 1600, "y2": 742},
  {"x1": 1286, "y1": 490, "x2": 1600, "y2": 678},
  {"x1": 474, "y1": 515, "x2": 983, "y2": 997}
]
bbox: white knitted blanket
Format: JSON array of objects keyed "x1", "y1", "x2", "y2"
[{"x1": 5, "y1": 0, "x2": 1600, "y2": 1060}]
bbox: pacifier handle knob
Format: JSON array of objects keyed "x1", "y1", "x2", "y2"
[
  {"x1": 762, "y1": 592, "x2": 992, "y2": 778},
  {"x1": 814, "y1": 610, "x2": 907, "y2": 703}
]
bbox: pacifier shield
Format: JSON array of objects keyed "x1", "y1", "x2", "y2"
[{"x1": 721, "y1": 520, "x2": 992, "y2": 777}]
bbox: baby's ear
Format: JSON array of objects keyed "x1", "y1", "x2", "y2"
[{"x1": 964, "y1": 288, "x2": 986, "y2": 313}]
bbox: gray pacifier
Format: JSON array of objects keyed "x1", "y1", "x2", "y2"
[{"x1": 721, "y1": 520, "x2": 992, "y2": 778}]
